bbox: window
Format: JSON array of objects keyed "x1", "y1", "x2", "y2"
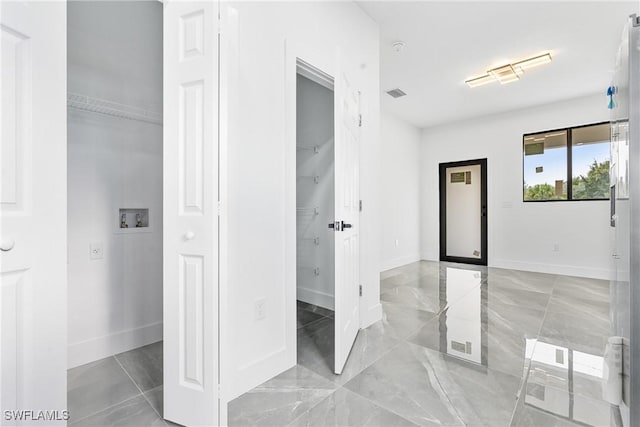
[
  {"x1": 571, "y1": 124, "x2": 610, "y2": 200},
  {"x1": 523, "y1": 130, "x2": 568, "y2": 200},
  {"x1": 523, "y1": 122, "x2": 610, "y2": 201}
]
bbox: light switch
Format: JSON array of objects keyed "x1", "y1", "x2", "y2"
[{"x1": 90, "y1": 242, "x2": 103, "y2": 260}]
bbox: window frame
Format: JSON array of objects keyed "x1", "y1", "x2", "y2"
[{"x1": 522, "y1": 121, "x2": 610, "y2": 202}]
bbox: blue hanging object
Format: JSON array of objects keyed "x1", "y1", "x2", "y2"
[{"x1": 607, "y1": 86, "x2": 615, "y2": 109}]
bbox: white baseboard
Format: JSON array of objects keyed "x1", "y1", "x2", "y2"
[
  {"x1": 420, "y1": 254, "x2": 609, "y2": 280},
  {"x1": 380, "y1": 254, "x2": 421, "y2": 272},
  {"x1": 420, "y1": 253, "x2": 437, "y2": 262},
  {"x1": 360, "y1": 302, "x2": 382, "y2": 329},
  {"x1": 297, "y1": 286, "x2": 334, "y2": 310},
  {"x1": 68, "y1": 321, "x2": 163, "y2": 369},
  {"x1": 227, "y1": 345, "x2": 292, "y2": 402},
  {"x1": 491, "y1": 259, "x2": 610, "y2": 280}
]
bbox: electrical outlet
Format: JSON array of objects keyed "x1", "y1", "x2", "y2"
[
  {"x1": 552, "y1": 243, "x2": 560, "y2": 252},
  {"x1": 90, "y1": 242, "x2": 103, "y2": 260},
  {"x1": 254, "y1": 298, "x2": 266, "y2": 321}
]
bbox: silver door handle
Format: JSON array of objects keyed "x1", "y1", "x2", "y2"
[{"x1": 0, "y1": 238, "x2": 15, "y2": 252}]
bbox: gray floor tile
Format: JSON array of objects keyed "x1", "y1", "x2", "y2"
[
  {"x1": 552, "y1": 276, "x2": 609, "y2": 301},
  {"x1": 546, "y1": 290, "x2": 610, "y2": 324},
  {"x1": 380, "y1": 285, "x2": 448, "y2": 313},
  {"x1": 381, "y1": 261, "x2": 440, "y2": 279},
  {"x1": 68, "y1": 262, "x2": 613, "y2": 427},
  {"x1": 344, "y1": 342, "x2": 521, "y2": 427},
  {"x1": 115, "y1": 341, "x2": 163, "y2": 392},
  {"x1": 486, "y1": 285, "x2": 551, "y2": 312},
  {"x1": 525, "y1": 337, "x2": 609, "y2": 403},
  {"x1": 228, "y1": 365, "x2": 337, "y2": 427},
  {"x1": 298, "y1": 301, "x2": 335, "y2": 318},
  {"x1": 408, "y1": 287, "x2": 545, "y2": 379},
  {"x1": 373, "y1": 302, "x2": 437, "y2": 340},
  {"x1": 538, "y1": 311, "x2": 610, "y2": 356},
  {"x1": 288, "y1": 387, "x2": 418, "y2": 427},
  {"x1": 298, "y1": 305, "x2": 329, "y2": 329},
  {"x1": 71, "y1": 395, "x2": 165, "y2": 427},
  {"x1": 143, "y1": 386, "x2": 164, "y2": 417},
  {"x1": 380, "y1": 272, "x2": 421, "y2": 290},
  {"x1": 68, "y1": 356, "x2": 141, "y2": 423},
  {"x1": 298, "y1": 318, "x2": 401, "y2": 387},
  {"x1": 513, "y1": 381, "x2": 614, "y2": 427},
  {"x1": 511, "y1": 404, "x2": 587, "y2": 427},
  {"x1": 486, "y1": 268, "x2": 556, "y2": 294}
]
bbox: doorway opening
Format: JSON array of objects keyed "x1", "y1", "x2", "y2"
[
  {"x1": 66, "y1": 1, "x2": 165, "y2": 423},
  {"x1": 439, "y1": 159, "x2": 488, "y2": 266},
  {"x1": 295, "y1": 63, "x2": 336, "y2": 371}
]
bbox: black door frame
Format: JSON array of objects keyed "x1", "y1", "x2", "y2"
[{"x1": 439, "y1": 158, "x2": 488, "y2": 266}]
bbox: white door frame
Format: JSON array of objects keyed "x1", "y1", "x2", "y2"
[{"x1": 284, "y1": 40, "x2": 363, "y2": 366}]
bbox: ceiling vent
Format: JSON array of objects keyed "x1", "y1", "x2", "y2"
[{"x1": 386, "y1": 88, "x2": 407, "y2": 98}]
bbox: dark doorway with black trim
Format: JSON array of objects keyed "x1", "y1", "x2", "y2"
[{"x1": 439, "y1": 158, "x2": 488, "y2": 266}]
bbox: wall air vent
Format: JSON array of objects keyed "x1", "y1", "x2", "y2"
[{"x1": 386, "y1": 88, "x2": 407, "y2": 98}]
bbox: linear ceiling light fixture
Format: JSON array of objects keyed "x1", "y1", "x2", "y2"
[{"x1": 465, "y1": 53, "x2": 552, "y2": 88}]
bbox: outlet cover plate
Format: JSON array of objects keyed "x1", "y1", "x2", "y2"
[
  {"x1": 254, "y1": 298, "x2": 266, "y2": 321},
  {"x1": 90, "y1": 242, "x2": 104, "y2": 260}
]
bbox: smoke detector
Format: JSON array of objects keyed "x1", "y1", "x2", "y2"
[
  {"x1": 386, "y1": 88, "x2": 407, "y2": 98},
  {"x1": 392, "y1": 41, "x2": 406, "y2": 52}
]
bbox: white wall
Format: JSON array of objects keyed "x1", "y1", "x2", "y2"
[
  {"x1": 420, "y1": 93, "x2": 610, "y2": 279},
  {"x1": 380, "y1": 112, "x2": 421, "y2": 271},
  {"x1": 296, "y1": 75, "x2": 335, "y2": 309},
  {"x1": 225, "y1": 1, "x2": 380, "y2": 400},
  {"x1": 67, "y1": 1, "x2": 163, "y2": 368}
]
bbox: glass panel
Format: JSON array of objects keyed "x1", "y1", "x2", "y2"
[
  {"x1": 523, "y1": 130, "x2": 568, "y2": 201},
  {"x1": 445, "y1": 164, "x2": 481, "y2": 258},
  {"x1": 572, "y1": 123, "x2": 610, "y2": 200}
]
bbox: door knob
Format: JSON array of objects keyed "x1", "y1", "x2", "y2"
[
  {"x1": 0, "y1": 238, "x2": 15, "y2": 252},
  {"x1": 341, "y1": 221, "x2": 352, "y2": 229},
  {"x1": 184, "y1": 231, "x2": 196, "y2": 241}
]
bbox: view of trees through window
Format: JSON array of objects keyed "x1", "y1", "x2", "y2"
[{"x1": 523, "y1": 123, "x2": 610, "y2": 201}]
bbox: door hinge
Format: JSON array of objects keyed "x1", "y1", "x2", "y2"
[
  {"x1": 358, "y1": 114, "x2": 362, "y2": 127},
  {"x1": 217, "y1": 201, "x2": 222, "y2": 216},
  {"x1": 359, "y1": 200, "x2": 362, "y2": 212},
  {"x1": 359, "y1": 284, "x2": 363, "y2": 297}
]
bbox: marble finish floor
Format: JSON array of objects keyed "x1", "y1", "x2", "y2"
[
  {"x1": 66, "y1": 341, "x2": 174, "y2": 426},
  {"x1": 229, "y1": 261, "x2": 615, "y2": 427},
  {"x1": 68, "y1": 262, "x2": 614, "y2": 426}
]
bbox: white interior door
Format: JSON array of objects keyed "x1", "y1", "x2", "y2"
[
  {"x1": 1, "y1": 1, "x2": 67, "y2": 425},
  {"x1": 163, "y1": 1, "x2": 220, "y2": 425},
  {"x1": 334, "y1": 70, "x2": 360, "y2": 375}
]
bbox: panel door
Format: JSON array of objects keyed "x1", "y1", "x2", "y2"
[
  {"x1": 334, "y1": 69, "x2": 360, "y2": 375},
  {"x1": 1, "y1": 1, "x2": 67, "y2": 425},
  {"x1": 163, "y1": 1, "x2": 220, "y2": 425}
]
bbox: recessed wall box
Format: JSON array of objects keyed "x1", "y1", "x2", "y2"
[{"x1": 118, "y1": 208, "x2": 149, "y2": 229}]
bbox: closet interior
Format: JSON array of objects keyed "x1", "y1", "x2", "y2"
[
  {"x1": 66, "y1": 1, "x2": 163, "y2": 370},
  {"x1": 296, "y1": 69, "x2": 336, "y2": 332}
]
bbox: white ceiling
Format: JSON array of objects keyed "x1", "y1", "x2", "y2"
[{"x1": 357, "y1": 1, "x2": 638, "y2": 128}]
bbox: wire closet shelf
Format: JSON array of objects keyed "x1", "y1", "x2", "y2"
[{"x1": 67, "y1": 92, "x2": 162, "y2": 125}]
